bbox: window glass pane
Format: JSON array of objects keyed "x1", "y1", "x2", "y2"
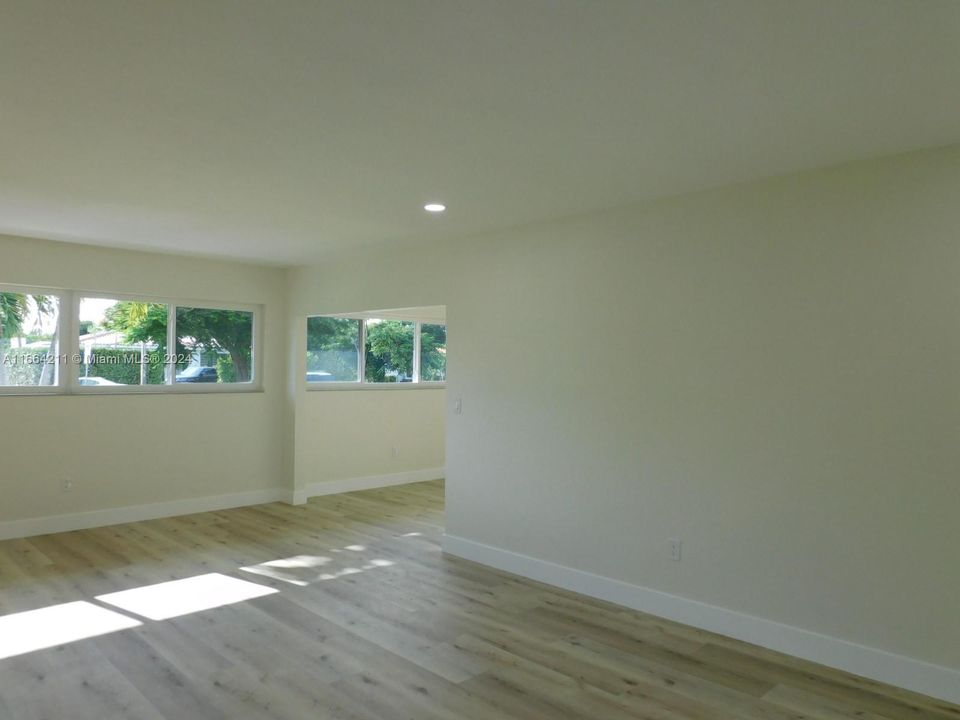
[
  {"x1": 420, "y1": 323, "x2": 447, "y2": 382},
  {"x1": 78, "y1": 298, "x2": 168, "y2": 386},
  {"x1": 175, "y1": 307, "x2": 254, "y2": 384},
  {"x1": 365, "y1": 319, "x2": 414, "y2": 383},
  {"x1": 306, "y1": 317, "x2": 360, "y2": 382},
  {"x1": 0, "y1": 293, "x2": 60, "y2": 387}
]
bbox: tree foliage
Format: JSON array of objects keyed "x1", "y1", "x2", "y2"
[
  {"x1": 176, "y1": 308, "x2": 253, "y2": 382},
  {"x1": 364, "y1": 320, "x2": 414, "y2": 382},
  {"x1": 0, "y1": 293, "x2": 53, "y2": 341},
  {"x1": 0, "y1": 292, "x2": 56, "y2": 386},
  {"x1": 306, "y1": 317, "x2": 361, "y2": 380},
  {"x1": 105, "y1": 302, "x2": 253, "y2": 382},
  {"x1": 306, "y1": 317, "x2": 447, "y2": 382},
  {"x1": 104, "y1": 302, "x2": 168, "y2": 352},
  {"x1": 420, "y1": 323, "x2": 447, "y2": 381}
]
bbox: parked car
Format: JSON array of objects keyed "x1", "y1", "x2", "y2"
[
  {"x1": 176, "y1": 366, "x2": 219, "y2": 383},
  {"x1": 306, "y1": 371, "x2": 334, "y2": 383},
  {"x1": 78, "y1": 377, "x2": 121, "y2": 386}
]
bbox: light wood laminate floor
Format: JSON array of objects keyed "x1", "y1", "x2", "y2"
[{"x1": 0, "y1": 480, "x2": 957, "y2": 720}]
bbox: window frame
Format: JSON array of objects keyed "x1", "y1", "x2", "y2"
[
  {"x1": 0, "y1": 284, "x2": 263, "y2": 396},
  {"x1": 305, "y1": 315, "x2": 446, "y2": 391}
]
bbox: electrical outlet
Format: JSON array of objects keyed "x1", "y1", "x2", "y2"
[
  {"x1": 454, "y1": 397, "x2": 462, "y2": 415},
  {"x1": 61, "y1": 478, "x2": 74, "y2": 493},
  {"x1": 391, "y1": 446, "x2": 400, "y2": 459},
  {"x1": 669, "y1": 539, "x2": 682, "y2": 561}
]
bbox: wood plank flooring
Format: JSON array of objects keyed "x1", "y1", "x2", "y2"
[{"x1": 0, "y1": 480, "x2": 957, "y2": 719}]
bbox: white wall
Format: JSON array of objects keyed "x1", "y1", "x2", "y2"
[
  {"x1": 289, "y1": 145, "x2": 960, "y2": 693},
  {"x1": 0, "y1": 234, "x2": 291, "y2": 525},
  {"x1": 2, "y1": 143, "x2": 957, "y2": 700}
]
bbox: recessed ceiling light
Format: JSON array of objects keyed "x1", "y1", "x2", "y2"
[{"x1": 424, "y1": 203, "x2": 446, "y2": 213}]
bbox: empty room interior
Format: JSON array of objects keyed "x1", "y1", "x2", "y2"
[{"x1": 1, "y1": 2, "x2": 959, "y2": 718}]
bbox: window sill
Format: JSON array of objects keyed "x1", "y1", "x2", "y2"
[
  {"x1": 305, "y1": 382, "x2": 447, "y2": 392},
  {"x1": 0, "y1": 387, "x2": 62, "y2": 397},
  {"x1": 0, "y1": 385, "x2": 265, "y2": 397},
  {"x1": 72, "y1": 384, "x2": 265, "y2": 396}
]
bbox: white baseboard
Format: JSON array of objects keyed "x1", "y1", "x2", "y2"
[
  {"x1": 0, "y1": 488, "x2": 288, "y2": 541},
  {"x1": 298, "y1": 467, "x2": 445, "y2": 504},
  {"x1": 442, "y1": 534, "x2": 960, "y2": 706},
  {"x1": 0, "y1": 468, "x2": 446, "y2": 539}
]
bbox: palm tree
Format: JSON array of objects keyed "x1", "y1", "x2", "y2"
[
  {"x1": 0, "y1": 293, "x2": 55, "y2": 385},
  {"x1": 0, "y1": 292, "x2": 31, "y2": 340}
]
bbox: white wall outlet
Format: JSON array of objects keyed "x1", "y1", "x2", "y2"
[
  {"x1": 669, "y1": 538, "x2": 682, "y2": 561},
  {"x1": 61, "y1": 478, "x2": 74, "y2": 493},
  {"x1": 391, "y1": 446, "x2": 400, "y2": 459},
  {"x1": 454, "y1": 397, "x2": 462, "y2": 415}
]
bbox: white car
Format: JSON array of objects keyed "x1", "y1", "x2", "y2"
[{"x1": 78, "y1": 377, "x2": 121, "y2": 386}]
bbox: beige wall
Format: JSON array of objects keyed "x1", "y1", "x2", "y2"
[
  {"x1": 0, "y1": 234, "x2": 447, "y2": 526},
  {"x1": 285, "y1": 283, "x2": 447, "y2": 493},
  {"x1": 0, "y1": 234, "x2": 291, "y2": 519},
  {"x1": 292, "y1": 144, "x2": 960, "y2": 673},
  {"x1": 295, "y1": 389, "x2": 445, "y2": 488}
]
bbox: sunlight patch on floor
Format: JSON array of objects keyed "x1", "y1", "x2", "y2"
[
  {"x1": 0, "y1": 601, "x2": 141, "y2": 660},
  {"x1": 97, "y1": 572, "x2": 278, "y2": 620},
  {"x1": 240, "y1": 549, "x2": 396, "y2": 586}
]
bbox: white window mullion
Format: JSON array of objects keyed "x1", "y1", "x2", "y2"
[
  {"x1": 62, "y1": 290, "x2": 79, "y2": 392},
  {"x1": 166, "y1": 305, "x2": 176, "y2": 385},
  {"x1": 412, "y1": 321, "x2": 421, "y2": 383},
  {"x1": 359, "y1": 319, "x2": 367, "y2": 383},
  {"x1": 250, "y1": 307, "x2": 260, "y2": 384}
]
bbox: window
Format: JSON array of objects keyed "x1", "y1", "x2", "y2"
[
  {"x1": 0, "y1": 291, "x2": 61, "y2": 388},
  {"x1": 306, "y1": 317, "x2": 361, "y2": 382},
  {"x1": 0, "y1": 284, "x2": 260, "y2": 395},
  {"x1": 364, "y1": 319, "x2": 414, "y2": 383},
  {"x1": 76, "y1": 298, "x2": 257, "y2": 390},
  {"x1": 420, "y1": 323, "x2": 447, "y2": 382},
  {"x1": 175, "y1": 307, "x2": 254, "y2": 384},
  {"x1": 78, "y1": 297, "x2": 168, "y2": 386},
  {"x1": 306, "y1": 313, "x2": 446, "y2": 387}
]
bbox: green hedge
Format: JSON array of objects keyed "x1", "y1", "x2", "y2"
[
  {"x1": 2, "y1": 348, "x2": 54, "y2": 385},
  {"x1": 216, "y1": 354, "x2": 236, "y2": 383},
  {"x1": 84, "y1": 348, "x2": 166, "y2": 385}
]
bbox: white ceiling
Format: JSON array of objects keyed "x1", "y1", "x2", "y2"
[{"x1": 2, "y1": 0, "x2": 959, "y2": 265}]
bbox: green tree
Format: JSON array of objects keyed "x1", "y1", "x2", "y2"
[
  {"x1": 0, "y1": 293, "x2": 55, "y2": 386},
  {"x1": 305, "y1": 317, "x2": 447, "y2": 383},
  {"x1": 0, "y1": 293, "x2": 52, "y2": 340},
  {"x1": 0, "y1": 293, "x2": 29, "y2": 346},
  {"x1": 306, "y1": 317, "x2": 361, "y2": 380},
  {"x1": 176, "y1": 308, "x2": 253, "y2": 382},
  {"x1": 101, "y1": 302, "x2": 169, "y2": 385},
  {"x1": 104, "y1": 302, "x2": 169, "y2": 353},
  {"x1": 420, "y1": 323, "x2": 447, "y2": 381},
  {"x1": 365, "y1": 320, "x2": 414, "y2": 382},
  {"x1": 106, "y1": 303, "x2": 253, "y2": 382}
]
